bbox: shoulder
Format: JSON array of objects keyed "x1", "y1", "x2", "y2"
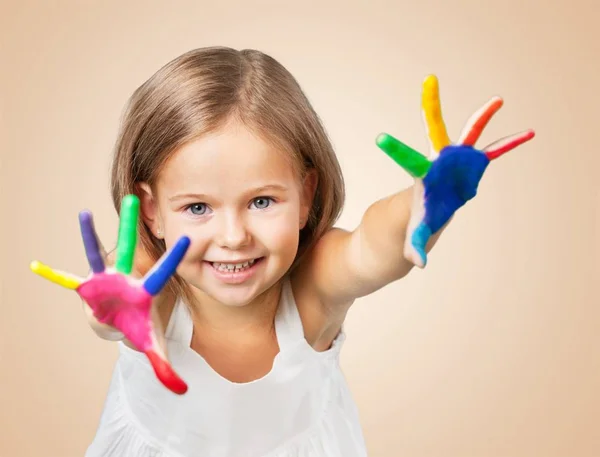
[{"x1": 290, "y1": 228, "x2": 353, "y2": 352}]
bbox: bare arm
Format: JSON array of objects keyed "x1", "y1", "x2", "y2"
[
  {"x1": 300, "y1": 74, "x2": 534, "y2": 312},
  {"x1": 302, "y1": 185, "x2": 447, "y2": 308}
]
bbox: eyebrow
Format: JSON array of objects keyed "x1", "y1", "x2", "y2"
[{"x1": 168, "y1": 184, "x2": 290, "y2": 202}]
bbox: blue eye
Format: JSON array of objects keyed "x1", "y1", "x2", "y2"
[
  {"x1": 251, "y1": 197, "x2": 273, "y2": 210},
  {"x1": 187, "y1": 203, "x2": 208, "y2": 215}
]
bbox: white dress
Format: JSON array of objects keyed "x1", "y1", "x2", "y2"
[{"x1": 85, "y1": 276, "x2": 369, "y2": 457}]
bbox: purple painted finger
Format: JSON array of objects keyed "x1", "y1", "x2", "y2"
[{"x1": 79, "y1": 211, "x2": 105, "y2": 273}]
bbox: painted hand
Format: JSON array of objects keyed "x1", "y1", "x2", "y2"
[
  {"x1": 376, "y1": 75, "x2": 535, "y2": 268},
  {"x1": 30, "y1": 195, "x2": 191, "y2": 395}
]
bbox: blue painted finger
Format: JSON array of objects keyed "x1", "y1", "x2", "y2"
[
  {"x1": 143, "y1": 236, "x2": 191, "y2": 296},
  {"x1": 411, "y1": 222, "x2": 432, "y2": 267}
]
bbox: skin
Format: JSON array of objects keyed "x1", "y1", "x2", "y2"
[
  {"x1": 78, "y1": 76, "x2": 534, "y2": 384},
  {"x1": 137, "y1": 118, "x2": 325, "y2": 382},
  {"x1": 130, "y1": 115, "x2": 426, "y2": 383}
]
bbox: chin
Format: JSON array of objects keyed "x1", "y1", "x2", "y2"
[
  {"x1": 200, "y1": 281, "x2": 274, "y2": 309},
  {"x1": 213, "y1": 293, "x2": 257, "y2": 308}
]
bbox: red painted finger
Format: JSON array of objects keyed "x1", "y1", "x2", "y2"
[{"x1": 484, "y1": 129, "x2": 535, "y2": 160}]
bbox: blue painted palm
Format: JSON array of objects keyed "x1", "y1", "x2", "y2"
[{"x1": 376, "y1": 75, "x2": 535, "y2": 267}]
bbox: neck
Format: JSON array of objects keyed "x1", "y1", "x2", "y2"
[{"x1": 187, "y1": 282, "x2": 282, "y2": 335}]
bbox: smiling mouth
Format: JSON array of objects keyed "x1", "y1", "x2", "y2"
[{"x1": 207, "y1": 257, "x2": 264, "y2": 273}]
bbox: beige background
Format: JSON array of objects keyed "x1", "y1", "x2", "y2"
[{"x1": 1, "y1": 0, "x2": 599, "y2": 456}]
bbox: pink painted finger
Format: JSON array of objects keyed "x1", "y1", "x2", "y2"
[
  {"x1": 116, "y1": 308, "x2": 187, "y2": 395},
  {"x1": 458, "y1": 97, "x2": 503, "y2": 146},
  {"x1": 484, "y1": 129, "x2": 535, "y2": 160},
  {"x1": 145, "y1": 349, "x2": 188, "y2": 395}
]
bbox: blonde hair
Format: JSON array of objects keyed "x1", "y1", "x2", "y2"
[{"x1": 110, "y1": 46, "x2": 345, "y2": 304}]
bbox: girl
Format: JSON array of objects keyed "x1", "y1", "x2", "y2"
[{"x1": 32, "y1": 46, "x2": 533, "y2": 456}]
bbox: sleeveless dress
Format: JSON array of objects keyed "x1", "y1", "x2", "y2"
[{"x1": 85, "y1": 276, "x2": 368, "y2": 456}]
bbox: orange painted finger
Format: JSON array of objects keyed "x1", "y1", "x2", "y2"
[{"x1": 458, "y1": 96, "x2": 504, "y2": 146}]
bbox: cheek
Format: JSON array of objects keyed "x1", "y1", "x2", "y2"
[
  {"x1": 163, "y1": 228, "x2": 209, "y2": 268},
  {"x1": 160, "y1": 210, "x2": 205, "y2": 255},
  {"x1": 182, "y1": 235, "x2": 210, "y2": 261},
  {"x1": 254, "y1": 215, "x2": 300, "y2": 255}
]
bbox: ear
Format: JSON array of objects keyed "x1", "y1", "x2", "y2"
[
  {"x1": 137, "y1": 182, "x2": 164, "y2": 239},
  {"x1": 299, "y1": 169, "x2": 318, "y2": 229}
]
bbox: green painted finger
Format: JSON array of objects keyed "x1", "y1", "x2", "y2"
[
  {"x1": 376, "y1": 133, "x2": 432, "y2": 178},
  {"x1": 115, "y1": 194, "x2": 140, "y2": 275}
]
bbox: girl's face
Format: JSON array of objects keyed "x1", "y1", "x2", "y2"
[{"x1": 139, "y1": 119, "x2": 316, "y2": 308}]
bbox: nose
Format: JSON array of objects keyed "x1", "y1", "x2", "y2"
[{"x1": 215, "y1": 211, "x2": 251, "y2": 249}]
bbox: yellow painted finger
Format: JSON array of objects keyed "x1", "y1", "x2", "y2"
[
  {"x1": 30, "y1": 261, "x2": 82, "y2": 289},
  {"x1": 421, "y1": 75, "x2": 451, "y2": 154}
]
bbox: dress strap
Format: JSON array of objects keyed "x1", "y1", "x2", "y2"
[
  {"x1": 165, "y1": 276, "x2": 304, "y2": 350},
  {"x1": 274, "y1": 275, "x2": 305, "y2": 350},
  {"x1": 165, "y1": 298, "x2": 194, "y2": 345}
]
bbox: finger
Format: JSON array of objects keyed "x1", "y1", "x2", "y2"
[
  {"x1": 144, "y1": 307, "x2": 188, "y2": 395},
  {"x1": 78, "y1": 211, "x2": 105, "y2": 274},
  {"x1": 30, "y1": 261, "x2": 83, "y2": 289},
  {"x1": 421, "y1": 75, "x2": 451, "y2": 158},
  {"x1": 457, "y1": 96, "x2": 504, "y2": 146},
  {"x1": 143, "y1": 236, "x2": 191, "y2": 296},
  {"x1": 409, "y1": 223, "x2": 432, "y2": 268},
  {"x1": 115, "y1": 194, "x2": 140, "y2": 275},
  {"x1": 113, "y1": 302, "x2": 188, "y2": 395},
  {"x1": 484, "y1": 129, "x2": 535, "y2": 160},
  {"x1": 404, "y1": 180, "x2": 429, "y2": 268},
  {"x1": 376, "y1": 133, "x2": 432, "y2": 178},
  {"x1": 145, "y1": 348, "x2": 188, "y2": 395}
]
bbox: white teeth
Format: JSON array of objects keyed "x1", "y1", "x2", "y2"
[{"x1": 212, "y1": 259, "x2": 256, "y2": 272}]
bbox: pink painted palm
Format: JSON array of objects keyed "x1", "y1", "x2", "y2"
[{"x1": 31, "y1": 195, "x2": 191, "y2": 395}]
